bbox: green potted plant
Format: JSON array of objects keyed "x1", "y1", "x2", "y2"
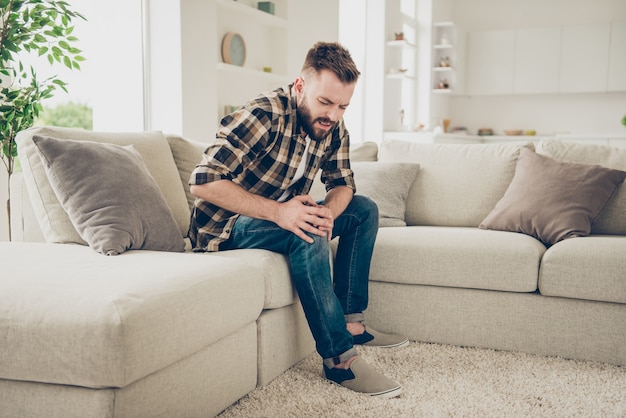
[{"x1": 1, "y1": 0, "x2": 85, "y2": 239}]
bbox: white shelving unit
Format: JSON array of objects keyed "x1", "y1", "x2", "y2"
[
  {"x1": 432, "y1": 21, "x2": 462, "y2": 94},
  {"x1": 383, "y1": 0, "x2": 418, "y2": 133},
  {"x1": 215, "y1": 0, "x2": 290, "y2": 117}
]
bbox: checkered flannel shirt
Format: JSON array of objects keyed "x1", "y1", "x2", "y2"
[{"x1": 188, "y1": 84, "x2": 356, "y2": 252}]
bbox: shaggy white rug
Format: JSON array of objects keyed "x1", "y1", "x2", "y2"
[{"x1": 218, "y1": 342, "x2": 626, "y2": 417}]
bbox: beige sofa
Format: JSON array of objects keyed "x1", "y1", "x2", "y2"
[{"x1": 2, "y1": 126, "x2": 625, "y2": 417}]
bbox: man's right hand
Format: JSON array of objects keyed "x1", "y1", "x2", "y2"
[{"x1": 276, "y1": 195, "x2": 334, "y2": 243}]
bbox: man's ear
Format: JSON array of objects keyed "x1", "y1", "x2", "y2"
[{"x1": 294, "y1": 76, "x2": 304, "y2": 96}]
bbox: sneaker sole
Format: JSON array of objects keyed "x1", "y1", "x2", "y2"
[
  {"x1": 370, "y1": 385, "x2": 402, "y2": 398},
  {"x1": 324, "y1": 376, "x2": 403, "y2": 398},
  {"x1": 362, "y1": 338, "x2": 410, "y2": 349}
]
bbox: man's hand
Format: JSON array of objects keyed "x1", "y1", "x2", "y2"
[{"x1": 276, "y1": 195, "x2": 334, "y2": 243}]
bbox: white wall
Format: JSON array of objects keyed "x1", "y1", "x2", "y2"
[{"x1": 449, "y1": 0, "x2": 626, "y2": 135}]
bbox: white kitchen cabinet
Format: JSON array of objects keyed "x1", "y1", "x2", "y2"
[
  {"x1": 514, "y1": 27, "x2": 560, "y2": 94},
  {"x1": 608, "y1": 22, "x2": 626, "y2": 92},
  {"x1": 559, "y1": 23, "x2": 611, "y2": 93},
  {"x1": 466, "y1": 30, "x2": 515, "y2": 95}
]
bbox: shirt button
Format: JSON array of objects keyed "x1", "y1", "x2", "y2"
[{"x1": 225, "y1": 229, "x2": 230, "y2": 233}]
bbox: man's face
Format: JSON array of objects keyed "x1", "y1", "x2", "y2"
[{"x1": 295, "y1": 69, "x2": 356, "y2": 142}]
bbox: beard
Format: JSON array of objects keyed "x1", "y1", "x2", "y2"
[{"x1": 297, "y1": 99, "x2": 337, "y2": 142}]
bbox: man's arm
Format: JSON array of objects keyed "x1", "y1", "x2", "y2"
[
  {"x1": 316, "y1": 185, "x2": 354, "y2": 240},
  {"x1": 190, "y1": 180, "x2": 333, "y2": 244},
  {"x1": 323, "y1": 185, "x2": 354, "y2": 219}
]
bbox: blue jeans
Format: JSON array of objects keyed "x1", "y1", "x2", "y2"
[{"x1": 221, "y1": 195, "x2": 379, "y2": 367}]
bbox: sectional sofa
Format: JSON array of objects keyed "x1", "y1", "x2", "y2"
[{"x1": 1, "y1": 126, "x2": 624, "y2": 417}]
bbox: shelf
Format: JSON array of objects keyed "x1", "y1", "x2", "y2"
[
  {"x1": 433, "y1": 67, "x2": 453, "y2": 72},
  {"x1": 217, "y1": 63, "x2": 289, "y2": 84},
  {"x1": 432, "y1": 88, "x2": 452, "y2": 94},
  {"x1": 386, "y1": 40, "x2": 416, "y2": 49},
  {"x1": 386, "y1": 72, "x2": 415, "y2": 80},
  {"x1": 217, "y1": 0, "x2": 287, "y2": 28},
  {"x1": 433, "y1": 44, "x2": 454, "y2": 49}
]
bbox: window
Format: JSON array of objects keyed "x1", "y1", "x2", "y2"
[{"x1": 32, "y1": 0, "x2": 145, "y2": 131}]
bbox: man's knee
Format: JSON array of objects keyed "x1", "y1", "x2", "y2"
[{"x1": 351, "y1": 195, "x2": 379, "y2": 224}]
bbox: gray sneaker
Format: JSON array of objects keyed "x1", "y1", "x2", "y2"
[
  {"x1": 323, "y1": 357, "x2": 402, "y2": 398},
  {"x1": 353, "y1": 326, "x2": 410, "y2": 348}
]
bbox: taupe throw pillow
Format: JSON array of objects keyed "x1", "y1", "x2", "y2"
[
  {"x1": 352, "y1": 161, "x2": 420, "y2": 227},
  {"x1": 479, "y1": 148, "x2": 626, "y2": 246},
  {"x1": 33, "y1": 135, "x2": 186, "y2": 255}
]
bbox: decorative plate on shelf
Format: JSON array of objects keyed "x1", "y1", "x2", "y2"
[{"x1": 221, "y1": 32, "x2": 246, "y2": 66}]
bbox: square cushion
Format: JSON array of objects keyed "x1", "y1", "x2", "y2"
[
  {"x1": 166, "y1": 134, "x2": 208, "y2": 211},
  {"x1": 33, "y1": 135, "x2": 186, "y2": 255},
  {"x1": 480, "y1": 148, "x2": 626, "y2": 246},
  {"x1": 352, "y1": 161, "x2": 420, "y2": 227},
  {"x1": 378, "y1": 140, "x2": 534, "y2": 227},
  {"x1": 536, "y1": 139, "x2": 626, "y2": 235},
  {"x1": 16, "y1": 126, "x2": 191, "y2": 244}
]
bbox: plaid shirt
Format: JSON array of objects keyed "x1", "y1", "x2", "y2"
[{"x1": 189, "y1": 84, "x2": 355, "y2": 252}]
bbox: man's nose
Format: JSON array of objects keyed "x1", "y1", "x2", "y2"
[{"x1": 326, "y1": 106, "x2": 342, "y2": 121}]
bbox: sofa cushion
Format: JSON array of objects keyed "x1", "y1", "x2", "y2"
[
  {"x1": 0, "y1": 242, "x2": 265, "y2": 388},
  {"x1": 378, "y1": 140, "x2": 533, "y2": 227},
  {"x1": 536, "y1": 139, "x2": 626, "y2": 235},
  {"x1": 539, "y1": 236, "x2": 626, "y2": 304},
  {"x1": 369, "y1": 226, "x2": 545, "y2": 293},
  {"x1": 353, "y1": 161, "x2": 420, "y2": 227},
  {"x1": 32, "y1": 136, "x2": 185, "y2": 255},
  {"x1": 166, "y1": 134, "x2": 208, "y2": 211},
  {"x1": 215, "y1": 249, "x2": 295, "y2": 309},
  {"x1": 480, "y1": 149, "x2": 626, "y2": 246},
  {"x1": 15, "y1": 127, "x2": 191, "y2": 244}
]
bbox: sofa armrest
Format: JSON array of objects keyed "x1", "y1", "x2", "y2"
[{"x1": 10, "y1": 172, "x2": 45, "y2": 242}]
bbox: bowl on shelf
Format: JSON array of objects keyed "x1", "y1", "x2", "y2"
[
  {"x1": 477, "y1": 128, "x2": 493, "y2": 136},
  {"x1": 504, "y1": 130, "x2": 523, "y2": 136},
  {"x1": 525, "y1": 130, "x2": 536, "y2": 136}
]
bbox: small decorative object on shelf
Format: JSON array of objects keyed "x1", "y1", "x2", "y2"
[
  {"x1": 436, "y1": 79, "x2": 450, "y2": 89},
  {"x1": 221, "y1": 32, "x2": 246, "y2": 66},
  {"x1": 439, "y1": 56, "x2": 451, "y2": 67},
  {"x1": 394, "y1": 32, "x2": 405, "y2": 41},
  {"x1": 257, "y1": 1, "x2": 275, "y2": 15},
  {"x1": 262, "y1": 66, "x2": 273, "y2": 73}
]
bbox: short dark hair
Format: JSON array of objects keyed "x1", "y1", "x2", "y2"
[{"x1": 301, "y1": 41, "x2": 360, "y2": 84}]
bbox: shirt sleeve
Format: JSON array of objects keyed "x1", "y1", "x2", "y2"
[
  {"x1": 189, "y1": 105, "x2": 273, "y2": 186},
  {"x1": 320, "y1": 119, "x2": 356, "y2": 193}
]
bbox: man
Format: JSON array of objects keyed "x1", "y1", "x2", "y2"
[{"x1": 189, "y1": 42, "x2": 408, "y2": 398}]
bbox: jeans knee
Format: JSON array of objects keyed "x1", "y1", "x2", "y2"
[
  {"x1": 291, "y1": 232, "x2": 331, "y2": 260},
  {"x1": 352, "y1": 195, "x2": 379, "y2": 226}
]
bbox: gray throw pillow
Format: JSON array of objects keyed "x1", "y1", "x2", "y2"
[
  {"x1": 479, "y1": 148, "x2": 626, "y2": 246},
  {"x1": 352, "y1": 161, "x2": 420, "y2": 227},
  {"x1": 33, "y1": 135, "x2": 186, "y2": 255}
]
